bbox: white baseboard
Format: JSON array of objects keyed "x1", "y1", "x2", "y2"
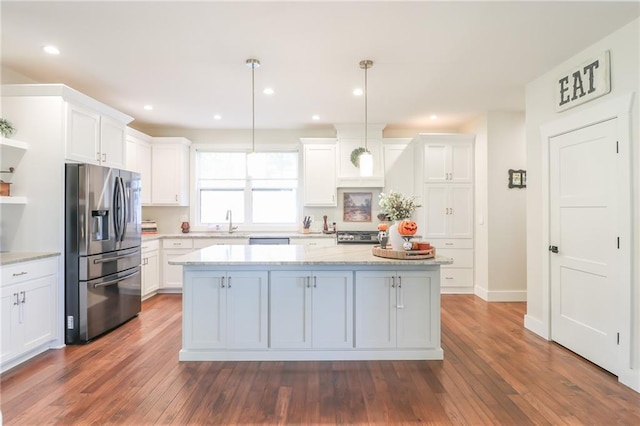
[
  {"x1": 524, "y1": 314, "x2": 549, "y2": 339},
  {"x1": 474, "y1": 285, "x2": 527, "y2": 302},
  {"x1": 619, "y1": 368, "x2": 640, "y2": 393}
]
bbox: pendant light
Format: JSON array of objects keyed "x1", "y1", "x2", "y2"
[
  {"x1": 359, "y1": 59, "x2": 373, "y2": 177},
  {"x1": 246, "y1": 58, "x2": 260, "y2": 176}
]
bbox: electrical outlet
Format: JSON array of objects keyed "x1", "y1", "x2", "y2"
[{"x1": 67, "y1": 316, "x2": 74, "y2": 329}]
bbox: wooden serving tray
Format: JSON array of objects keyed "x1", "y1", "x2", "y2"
[{"x1": 371, "y1": 245, "x2": 436, "y2": 260}]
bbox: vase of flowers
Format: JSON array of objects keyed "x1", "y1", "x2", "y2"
[{"x1": 378, "y1": 191, "x2": 420, "y2": 250}]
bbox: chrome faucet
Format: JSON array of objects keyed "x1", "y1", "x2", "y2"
[{"x1": 225, "y1": 209, "x2": 238, "y2": 233}]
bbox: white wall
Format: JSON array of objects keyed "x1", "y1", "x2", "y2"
[
  {"x1": 487, "y1": 112, "x2": 527, "y2": 298},
  {"x1": 463, "y1": 112, "x2": 527, "y2": 301},
  {"x1": 525, "y1": 18, "x2": 639, "y2": 390}
]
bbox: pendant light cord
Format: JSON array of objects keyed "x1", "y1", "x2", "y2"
[
  {"x1": 364, "y1": 62, "x2": 368, "y2": 152},
  {"x1": 251, "y1": 62, "x2": 255, "y2": 154}
]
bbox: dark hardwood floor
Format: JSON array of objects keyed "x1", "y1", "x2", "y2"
[{"x1": 1, "y1": 294, "x2": 639, "y2": 425}]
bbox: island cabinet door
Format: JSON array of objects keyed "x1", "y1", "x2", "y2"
[
  {"x1": 183, "y1": 271, "x2": 226, "y2": 349},
  {"x1": 310, "y1": 271, "x2": 353, "y2": 349},
  {"x1": 354, "y1": 271, "x2": 397, "y2": 348},
  {"x1": 395, "y1": 271, "x2": 438, "y2": 349},
  {"x1": 225, "y1": 271, "x2": 268, "y2": 349},
  {"x1": 270, "y1": 271, "x2": 312, "y2": 349}
]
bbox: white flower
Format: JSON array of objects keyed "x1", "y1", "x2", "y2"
[{"x1": 378, "y1": 191, "x2": 420, "y2": 221}]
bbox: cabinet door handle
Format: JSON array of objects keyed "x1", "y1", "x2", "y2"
[
  {"x1": 313, "y1": 276, "x2": 317, "y2": 288},
  {"x1": 102, "y1": 153, "x2": 107, "y2": 162},
  {"x1": 13, "y1": 292, "x2": 19, "y2": 306},
  {"x1": 306, "y1": 276, "x2": 311, "y2": 288},
  {"x1": 175, "y1": 195, "x2": 178, "y2": 202},
  {"x1": 396, "y1": 276, "x2": 405, "y2": 309},
  {"x1": 391, "y1": 276, "x2": 395, "y2": 288},
  {"x1": 221, "y1": 276, "x2": 225, "y2": 288},
  {"x1": 227, "y1": 277, "x2": 231, "y2": 288},
  {"x1": 96, "y1": 152, "x2": 101, "y2": 162},
  {"x1": 20, "y1": 291, "x2": 26, "y2": 304}
]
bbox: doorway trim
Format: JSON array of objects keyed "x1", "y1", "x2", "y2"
[{"x1": 539, "y1": 93, "x2": 634, "y2": 386}]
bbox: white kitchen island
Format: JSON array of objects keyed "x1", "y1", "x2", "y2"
[{"x1": 170, "y1": 244, "x2": 452, "y2": 361}]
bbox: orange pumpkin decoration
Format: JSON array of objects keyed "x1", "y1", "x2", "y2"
[
  {"x1": 377, "y1": 223, "x2": 388, "y2": 231},
  {"x1": 397, "y1": 220, "x2": 418, "y2": 236}
]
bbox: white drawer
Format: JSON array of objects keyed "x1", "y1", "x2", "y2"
[
  {"x1": 1, "y1": 257, "x2": 58, "y2": 287},
  {"x1": 141, "y1": 239, "x2": 160, "y2": 252},
  {"x1": 437, "y1": 248, "x2": 473, "y2": 268},
  {"x1": 440, "y1": 268, "x2": 473, "y2": 288},
  {"x1": 162, "y1": 239, "x2": 193, "y2": 249},
  {"x1": 430, "y1": 239, "x2": 473, "y2": 249},
  {"x1": 193, "y1": 238, "x2": 246, "y2": 248}
]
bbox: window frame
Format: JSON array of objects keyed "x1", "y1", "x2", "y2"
[{"x1": 191, "y1": 148, "x2": 300, "y2": 231}]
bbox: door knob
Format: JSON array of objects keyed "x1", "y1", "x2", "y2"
[{"x1": 549, "y1": 245, "x2": 559, "y2": 253}]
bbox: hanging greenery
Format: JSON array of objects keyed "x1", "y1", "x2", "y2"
[
  {"x1": 350, "y1": 147, "x2": 369, "y2": 167},
  {"x1": 0, "y1": 118, "x2": 16, "y2": 138}
]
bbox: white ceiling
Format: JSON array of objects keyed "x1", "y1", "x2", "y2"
[{"x1": 2, "y1": 1, "x2": 639, "y2": 133}]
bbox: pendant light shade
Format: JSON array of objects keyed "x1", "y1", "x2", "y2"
[
  {"x1": 359, "y1": 59, "x2": 373, "y2": 177},
  {"x1": 246, "y1": 58, "x2": 260, "y2": 176}
]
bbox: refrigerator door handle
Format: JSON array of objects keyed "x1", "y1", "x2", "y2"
[
  {"x1": 113, "y1": 177, "x2": 121, "y2": 241},
  {"x1": 120, "y1": 177, "x2": 128, "y2": 241},
  {"x1": 93, "y1": 252, "x2": 139, "y2": 264},
  {"x1": 93, "y1": 269, "x2": 140, "y2": 288}
]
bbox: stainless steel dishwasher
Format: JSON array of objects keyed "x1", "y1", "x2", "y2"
[{"x1": 248, "y1": 237, "x2": 290, "y2": 245}]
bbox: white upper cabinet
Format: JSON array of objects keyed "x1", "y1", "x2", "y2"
[
  {"x1": 301, "y1": 139, "x2": 337, "y2": 206},
  {"x1": 150, "y1": 137, "x2": 191, "y2": 206},
  {"x1": 383, "y1": 139, "x2": 414, "y2": 196},
  {"x1": 418, "y1": 134, "x2": 474, "y2": 183},
  {"x1": 65, "y1": 103, "x2": 100, "y2": 164},
  {"x1": 125, "y1": 128, "x2": 152, "y2": 205},
  {"x1": 65, "y1": 100, "x2": 130, "y2": 169},
  {"x1": 422, "y1": 183, "x2": 474, "y2": 239}
]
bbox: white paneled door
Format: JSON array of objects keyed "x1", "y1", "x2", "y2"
[{"x1": 549, "y1": 118, "x2": 621, "y2": 375}]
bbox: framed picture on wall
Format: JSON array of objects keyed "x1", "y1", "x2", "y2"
[
  {"x1": 343, "y1": 192, "x2": 372, "y2": 222},
  {"x1": 508, "y1": 169, "x2": 527, "y2": 188}
]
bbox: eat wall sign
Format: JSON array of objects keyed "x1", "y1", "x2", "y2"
[{"x1": 555, "y1": 51, "x2": 610, "y2": 112}]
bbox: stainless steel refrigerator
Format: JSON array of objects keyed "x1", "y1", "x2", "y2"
[{"x1": 65, "y1": 163, "x2": 142, "y2": 344}]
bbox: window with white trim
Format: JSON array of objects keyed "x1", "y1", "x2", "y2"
[{"x1": 195, "y1": 151, "x2": 298, "y2": 227}]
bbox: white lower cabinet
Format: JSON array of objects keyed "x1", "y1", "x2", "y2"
[
  {"x1": 183, "y1": 270, "x2": 268, "y2": 349},
  {"x1": 355, "y1": 270, "x2": 438, "y2": 349},
  {"x1": 270, "y1": 271, "x2": 353, "y2": 349},
  {"x1": 1, "y1": 257, "x2": 57, "y2": 371},
  {"x1": 161, "y1": 238, "x2": 194, "y2": 290},
  {"x1": 430, "y1": 238, "x2": 474, "y2": 293},
  {"x1": 141, "y1": 240, "x2": 160, "y2": 299}
]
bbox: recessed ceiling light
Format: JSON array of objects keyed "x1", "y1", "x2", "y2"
[
  {"x1": 312, "y1": 115, "x2": 320, "y2": 120},
  {"x1": 430, "y1": 115, "x2": 438, "y2": 120},
  {"x1": 263, "y1": 87, "x2": 274, "y2": 95},
  {"x1": 43, "y1": 45, "x2": 60, "y2": 55},
  {"x1": 353, "y1": 88, "x2": 363, "y2": 96},
  {"x1": 214, "y1": 114, "x2": 222, "y2": 120},
  {"x1": 143, "y1": 105, "x2": 153, "y2": 111}
]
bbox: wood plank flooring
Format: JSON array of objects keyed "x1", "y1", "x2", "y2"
[{"x1": 2, "y1": 294, "x2": 639, "y2": 425}]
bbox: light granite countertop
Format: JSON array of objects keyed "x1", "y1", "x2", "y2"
[
  {"x1": 143, "y1": 232, "x2": 336, "y2": 241},
  {"x1": 0, "y1": 251, "x2": 60, "y2": 266},
  {"x1": 169, "y1": 244, "x2": 453, "y2": 266}
]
